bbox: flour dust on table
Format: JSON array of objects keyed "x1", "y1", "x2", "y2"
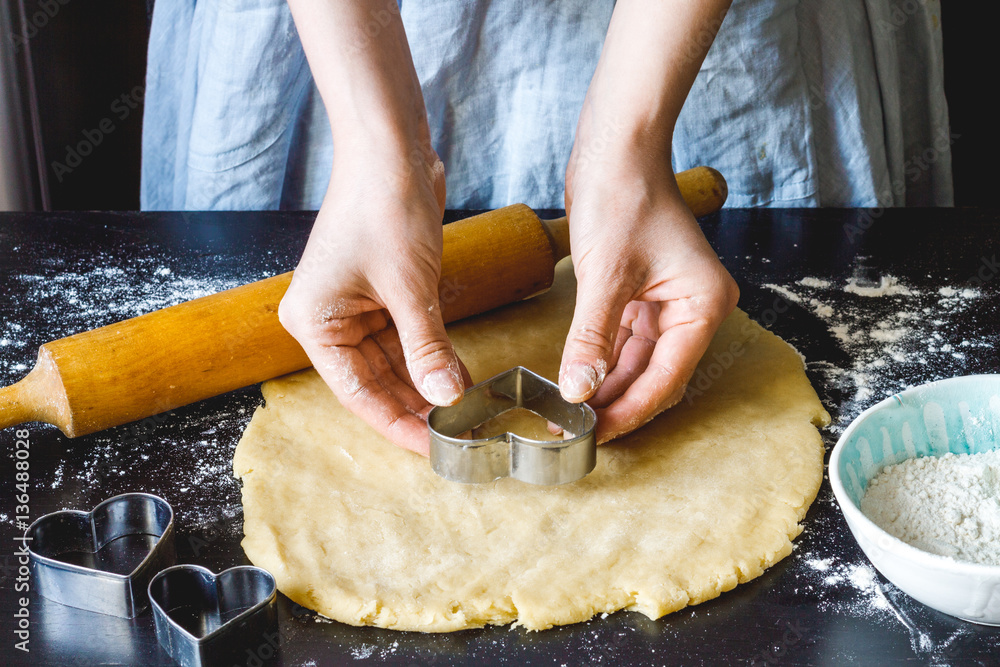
[
  {"x1": 0, "y1": 247, "x2": 273, "y2": 385},
  {"x1": 762, "y1": 272, "x2": 986, "y2": 434},
  {"x1": 0, "y1": 249, "x2": 268, "y2": 534}
]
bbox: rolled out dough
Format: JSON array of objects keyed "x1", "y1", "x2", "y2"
[{"x1": 234, "y1": 259, "x2": 829, "y2": 632}]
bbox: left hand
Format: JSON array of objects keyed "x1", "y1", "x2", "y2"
[{"x1": 561, "y1": 143, "x2": 739, "y2": 443}]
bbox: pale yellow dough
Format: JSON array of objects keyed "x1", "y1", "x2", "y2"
[{"x1": 234, "y1": 259, "x2": 829, "y2": 632}]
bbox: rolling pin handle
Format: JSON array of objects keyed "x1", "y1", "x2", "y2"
[
  {"x1": 537, "y1": 166, "x2": 726, "y2": 264},
  {"x1": 540, "y1": 217, "x2": 570, "y2": 262},
  {"x1": 0, "y1": 350, "x2": 71, "y2": 435},
  {"x1": 0, "y1": 377, "x2": 35, "y2": 432},
  {"x1": 676, "y1": 166, "x2": 728, "y2": 217}
]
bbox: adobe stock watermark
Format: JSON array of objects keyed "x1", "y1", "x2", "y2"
[
  {"x1": 681, "y1": 5, "x2": 731, "y2": 65},
  {"x1": 683, "y1": 295, "x2": 790, "y2": 404},
  {"x1": 843, "y1": 129, "x2": 959, "y2": 243},
  {"x1": 8, "y1": 0, "x2": 73, "y2": 53},
  {"x1": 749, "y1": 619, "x2": 809, "y2": 665},
  {"x1": 233, "y1": 627, "x2": 282, "y2": 667},
  {"x1": 50, "y1": 84, "x2": 145, "y2": 183},
  {"x1": 292, "y1": 224, "x2": 468, "y2": 310},
  {"x1": 12, "y1": 428, "x2": 32, "y2": 653},
  {"x1": 569, "y1": 116, "x2": 629, "y2": 174},
  {"x1": 731, "y1": 446, "x2": 814, "y2": 528},
  {"x1": 875, "y1": 0, "x2": 932, "y2": 35},
  {"x1": 187, "y1": 511, "x2": 239, "y2": 558},
  {"x1": 969, "y1": 255, "x2": 1000, "y2": 288},
  {"x1": 347, "y1": 0, "x2": 397, "y2": 55}
]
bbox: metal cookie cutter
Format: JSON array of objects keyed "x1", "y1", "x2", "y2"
[
  {"x1": 428, "y1": 366, "x2": 597, "y2": 485},
  {"x1": 149, "y1": 564, "x2": 278, "y2": 667},
  {"x1": 25, "y1": 492, "x2": 176, "y2": 618}
]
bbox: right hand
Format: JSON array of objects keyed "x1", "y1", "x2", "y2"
[{"x1": 278, "y1": 148, "x2": 470, "y2": 455}]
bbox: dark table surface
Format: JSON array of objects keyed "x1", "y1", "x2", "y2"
[{"x1": 2, "y1": 208, "x2": 999, "y2": 666}]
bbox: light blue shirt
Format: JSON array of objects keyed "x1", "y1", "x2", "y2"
[{"x1": 141, "y1": 0, "x2": 952, "y2": 211}]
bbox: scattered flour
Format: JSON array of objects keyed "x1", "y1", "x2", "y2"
[
  {"x1": 844, "y1": 275, "x2": 913, "y2": 297},
  {"x1": 769, "y1": 268, "x2": 996, "y2": 658},
  {"x1": 938, "y1": 286, "x2": 978, "y2": 298},
  {"x1": 50, "y1": 462, "x2": 64, "y2": 489},
  {"x1": 0, "y1": 252, "x2": 277, "y2": 535},
  {"x1": 351, "y1": 645, "x2": 376, "y2": 660},
  {"x1": 861, "y1": 450, "x2": 1000, "y2": 566},
  {"x1": 870, "y1": 327, "x2": 906, "y2": 343},
  {"x1": 764, "y1": 272, "x2": 985, "y2": 434},
  {"x1": 795, "y1": 526, "x2": 978, "y2": 661},
  {"x1": 350, "y1": 640, "x2": 399, "y2": 661},
  {"x1": 763, "y1": 283, "x2": 832, "y2": 319},
  {"x1": 800, "y1": 552, "x2": 890, "y2": 617},
  {"x1": 55, "y1": 408, "x2": 256, "y2": 533},
  {"x1": 0, "y1": 249, "x2": 276, "y2": 389}
]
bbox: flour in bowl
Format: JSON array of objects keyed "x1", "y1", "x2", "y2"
[{"x1": 860, "y1": 450, "x2": 1000, "y2": 566}]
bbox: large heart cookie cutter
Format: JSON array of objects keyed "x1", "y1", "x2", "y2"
[
  {"x1": 25, "y1": 492, "x2": 176, "y2": 618},
  {"x1": 428, "y1": 366, "x2": 597, "y2": 485},
  {"x1": 149, "y1": 564, "x2": 278, "y2": 667}
]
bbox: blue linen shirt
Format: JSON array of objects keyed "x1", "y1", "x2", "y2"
[{"x1": 141, "y1": 0, "x2": 952, "y2": 211}]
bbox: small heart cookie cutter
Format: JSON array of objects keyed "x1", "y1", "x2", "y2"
[
  {"x1": 25, "y1": 492, "x2": 176, "y2": 618},
  {"x1": 428, "y1": 366, "x2": 597, "y2": 485},
  {"x1": 149, "y1": 564, "x2": 278, "y2": 667}
]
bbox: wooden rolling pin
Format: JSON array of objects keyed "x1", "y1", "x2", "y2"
[{"x1": 0, "y1": 166, "x2": 727, "y2": 437}]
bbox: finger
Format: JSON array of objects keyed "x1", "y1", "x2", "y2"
[
  {"x1": 589, "y1": 332, "x2": 656, "y2": 408},
  {"x1": 312, "y1": 344, "x2": 431, "y2": 455},
  {"x1": 376, "y1": 324, "x2": 472, "y2": 390},
  {"x1": 608, "y1": 323, "x2": 631, "y2": 373},
  {"x1": 371, "y1": 327, "x2": 417, "y2": 388},
  {"x1": 372, "y1": 327, "x2": 472, "y2": 416},
  {"x1": 359, "y1": 336, "x2": 431, "y2": 418},
  {"x1": 429, "y1": 155, "x2": 447, "y2": 212},
  {"x1": 389, "y1": 289, "x2": 464, "y2": 407},
  {"x1": 595, "y1": 317, "x2": 716, "y2": 444},
  {"x1": 559, "y1": 275, "x2": 633, "y2": 403},
  {"x1": 589, "y1": 302, "x2": 660, "y2": 407},
  {"x1": 457, "y1": 356, "x2": 474, "y2": 389}
]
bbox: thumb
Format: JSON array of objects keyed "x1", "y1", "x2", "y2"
[
  {"x1": 388, "y1": 289, "x2": 464, "y2": 407},
  {"x1": 560, "y1": 276, "x2": 631, "y2": 403}
]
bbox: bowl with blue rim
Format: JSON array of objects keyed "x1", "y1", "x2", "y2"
[{"x1": 830, "y1": 374, "x2": 1000, "y2": 625}]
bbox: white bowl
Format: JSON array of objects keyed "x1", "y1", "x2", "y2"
[{"x1": 830, "y1": 374, "x2": 1000, "y2": 625}]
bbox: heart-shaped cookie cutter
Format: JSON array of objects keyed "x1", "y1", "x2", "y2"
[
  {"x1": 149, "y1": 564, "x2": 278, "y2": 667},
  {"x1": 25, "y1": 492, "x2": 176, "y2": 618},
  {"x1": 428, "y1": 366, "x2": 597, "y2": 485}
]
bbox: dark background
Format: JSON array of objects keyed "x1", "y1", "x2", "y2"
[{"x1": 4, "y1": 0, "x2": 995, "y2": 211}]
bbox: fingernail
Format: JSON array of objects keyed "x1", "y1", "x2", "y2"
[
  {"x1": 423, "y1": 368, "x2": 463, "y2": 406},
  {"x1": 560, "y1": 362, "x2": 598, "y2": 402}
]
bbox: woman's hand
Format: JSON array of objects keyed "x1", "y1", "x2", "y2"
[
  {"x1": 281, "y1": 0, "x2": 473, "y2": 454},
  {"x1": 279, "y1": 148, "x2": 469, "y2": 455},
  {"x1": 562, "y1": 143, "x2": 738, "y2": 443},
  {"x1": 561, "y1": 0, "x2": 737, "y2": 442}
]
